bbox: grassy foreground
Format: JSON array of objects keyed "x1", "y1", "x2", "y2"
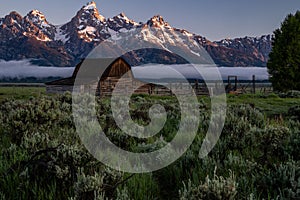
[
  {"x1": 0, "y1": 86, "x2": 299, "y2": 117},
  {"x1": 0, "y1": 87, "x2": 299, "y2": 199},
  {"x1": 0, "y1": 87, "x2": 46, "y2": 101}
]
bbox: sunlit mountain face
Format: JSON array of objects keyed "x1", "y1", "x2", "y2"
[{"x1": 0, "y1": 1, "x2": 272, "y2": 67}]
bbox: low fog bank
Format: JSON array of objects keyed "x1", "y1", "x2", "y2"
[
  {"x1": 0, "y1": 60, "x2": 74, "y2": 79},
  {"x1": 132, "y1": 64, "x2": 269, "y2": 81},
  {"x1": 0, "y1": 60, "x2": 269, "y2": 82}
]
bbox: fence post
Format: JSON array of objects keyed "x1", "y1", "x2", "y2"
[{"x1": 252, "y1": 75, "x2": 256, "y2": 94}]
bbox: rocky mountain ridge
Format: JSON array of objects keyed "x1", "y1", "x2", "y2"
[{"x1": 0, "y1": 1, "x2": 272, "y2": 67}]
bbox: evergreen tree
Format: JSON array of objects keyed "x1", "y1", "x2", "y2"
[{"x1": 267, "y1": 11, "x2": 300, "y2": 91}]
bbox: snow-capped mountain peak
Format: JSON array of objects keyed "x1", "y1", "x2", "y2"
[
  {"x1": 6, "y1": 11, "x2": 23, "y2": 20},
  {"x1": 27, "y1": 10, "x2": 46, "y2": 20},
  {"x1": 0, "y1": 2, "x2": 272, "y2": 67},
  {"x1": 23, "y1": 9, "x2": 56, "y2": 41},
  {"x1": 79, "y1": 1, "x2": 105, "y2": 22},
  {"x1": 147, "y1": 15, "x2": 171, "y2": 29},
  {"x1": 119, "y1": 12, "x2": 126, "y2": 18},
  {"x1": 116, "y1": 13, "x2": 139, "y2": 25},
  {"x1": 26, "y1": 10, "x2": 50, "y2": 28},
  {"x1": 3, "y1": 11, "x2": 23, "y2": 27},
  {"x1": 107, "y1": 12, "x2": 140, "y2": 31},
  {"x1": 59, "y1": 1, "x2": 110, "y2": 44},
  {"x1": 83, "y1": 1, "x2": 97, "y2": 10}
]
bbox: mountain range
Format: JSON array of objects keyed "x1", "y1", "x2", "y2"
[{"x1": 0, "y1": 1, "x2": 272, "y2": 67}]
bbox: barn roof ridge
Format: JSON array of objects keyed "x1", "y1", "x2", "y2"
[{"x1": 46, "y1": 57, "x2": 136, "y2": 85}]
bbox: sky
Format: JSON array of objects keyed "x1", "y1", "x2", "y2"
[{"x1": 0, "y1": 0, "x2": 299, "y2": 41}]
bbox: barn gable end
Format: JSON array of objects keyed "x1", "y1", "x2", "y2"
[{"x1": 46, "y1": 57, "x2": 152, "y2": 96}]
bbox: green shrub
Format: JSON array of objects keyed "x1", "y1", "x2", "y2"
[
  {"x1": 285, "y1": 120, "x2": 300, "y2": 160},
  {"x1": 117, "y1": 174, "x2": 159, "y2": 200},
  {"x1": 179, "y1": 167, "x2": 238, "y2": 200},
  {"x1": 209, "y1": 104, "x2": 265, "y2": 162},
  {"x1": 257, "y1": 161, "x2": 300, "y2": 199},
  {"x1": 278, "y1": 90, "x2": 300, "y2": 98},
  {"x1": 257, "y1": 125, "x2": 290, "y2": 164},
  {"x1": 288, "y1": 105, "x2": 300, "y2": 121}
]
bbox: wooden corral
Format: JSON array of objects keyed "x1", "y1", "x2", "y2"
[{"x1": 224, "y1": 75, "x2": 273, "y2": 95}]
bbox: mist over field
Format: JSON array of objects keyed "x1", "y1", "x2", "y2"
[
  {"x1": 0, "y1": 60, "x2": 269, "y2": 81},
  {"x1": 0, "y1": 60, "x2": 74, "y2": 78},
  {"x1": 133, "y1": 64, "x2": 269, "y2": 81}
]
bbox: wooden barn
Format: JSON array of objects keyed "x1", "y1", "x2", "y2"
[{"x1": 46, "y1": 57, "x2": 154, "y2": 96}]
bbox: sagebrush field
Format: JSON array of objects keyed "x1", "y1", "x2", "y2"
[{"x1": 0, "y1": 87, "x2": 299, "y2": 199}]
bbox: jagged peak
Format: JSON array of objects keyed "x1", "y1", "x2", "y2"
[
  {"x1": 78, "y1": 1, "x2": 105, "y2": 22},
  {"x1": 147, "y1": 15, "x2": 171, "y2": 28},
  {"x1": 150, "y1": 15, "x2": 164, "y2": 22},
  {"x1": 110, "y1": 12, "x2": 139, "y2": 25},
  {"x1": 119, "y1": 12, "x2": 126, "y2": 18},
  {"x1": 215, "y1": 34, "x2": 273, "y2": 47},
  {"x1": 83, "y1": 1, "x2": 97, "y2": 10},
  {"x1": 28, "y1": 9, "x2": 45, "y2": 16},
  {"x1": 151, "y1": 15, "x2": 164, "y2": 20},
  {"x1": 8, "y1": 11, "x2": 22, "y2": 17},
  {"x1": 4, "y1": 11, "x2": 23, "y2": 23},
  {"x1": 179, "y1": 29, "x2": 194, "y2": 36},
  {"x1": 26, "y1": 9, "x2": 50, "y2": 25},
  {"x1": 116, "y1": 12, "x2": 129, "y2": 20},
  {"x1": 256, "y1": 34, "x2": 272, "y2": 41}
]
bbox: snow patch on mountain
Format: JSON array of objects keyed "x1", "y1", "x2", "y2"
[
  {"x1": 12, "y1": 19, "x2": 21, "y2": 27},
  {"x1": 78, "y1": 26, "x2": 96, "y2": 35},
  {"x1": 54, "y1": 25, "x2": 69, "y2": 43},
  {"x1": 22, "y1": 32, "x2": 52, "y2": 42},
  {"x1": 148, "y1": 15, "x2": 172, "y2": 29},
  {"x1": 116, "y1": 13, "x2": 139, "y2": 26},
  {"x1": 26, "y1": 10, "x2": 51, "y2": 29}
]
